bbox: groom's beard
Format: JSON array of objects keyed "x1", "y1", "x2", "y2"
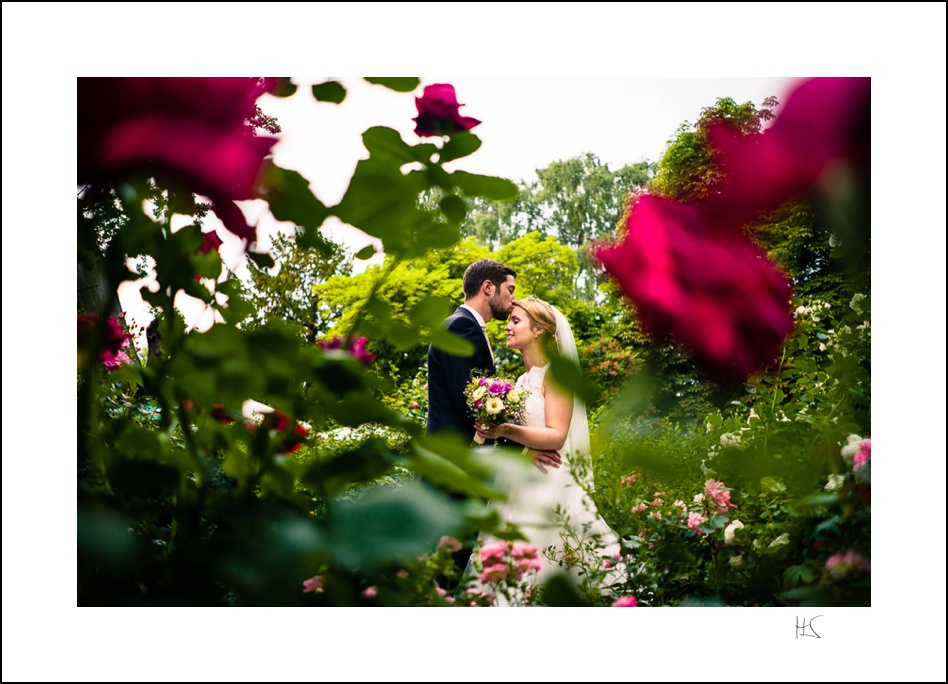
[{"x1": 488, "y1": 292, "x2": 510, "y2": 321}]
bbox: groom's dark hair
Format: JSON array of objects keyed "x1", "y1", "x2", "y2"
[{"x1": 462, "y1": 259, "x2": 516, "y2": 299}]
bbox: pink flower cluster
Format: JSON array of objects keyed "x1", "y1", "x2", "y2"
[
  {"x1": 413, "y1": 84, "x2": 481, "y2": 138},
  {"x1": 477, "y1": 540, "x2": 542, "y2": 585},
  {"x1": 319, "y1": 336, "x2": 377, "y2": 365},
  {"x1": 78, "y1": 78, "x2": 278, "y2": 245},
  {"x1": 484, "y1": 379, "x2": 514, "y2": 395},
  {"x1": 592, "y1": 78, "x2": 869, "y2": 379},
  {"x1": 302, "y1": 575, "x2": 324, "y2": 593},
  {"x1": 841, "y1": 435, "x2": 871, "y2": 478},
  {"x1": 704, "y1": 479, "x2": 738, "y2": 514},
  {"x1": 77, "y1": 313, "x2": 132, "y2": 371},
  {"x1": 687, "y1": 511, "x2": 707, "y2": 533}
]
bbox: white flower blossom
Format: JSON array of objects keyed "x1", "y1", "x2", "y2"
[
  {"x1": 824, "y1": 474, "x2": 845, "y2": 491},
  {"x1": 728, "y1": 554, "x2": 744, "y2": 567},
  {"x1": 724, "y1": 520, "x2": 745, "y2": 546},
  {"x1": 767, "y1": 533, "x2": 791, "y2": 549},
  {"x1": 828, "y1": 234, "x2": 840, "y2": 247},
  {"x1": 693, "y1": 493, "x2": 705, "y2": 504}
]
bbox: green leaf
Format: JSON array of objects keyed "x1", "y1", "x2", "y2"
[
  {"x1": 364, "y1": 77, "x2": 420, "y2": 92},
  {"x1": 450, "y1": 170, "x2": 519, "y2": 200},
  {"x1": 327, "y1": 483, "x2": 465, "y2": 570},
  {"x1": 409, "y1": 295, "x2": 453, "y2": 328},
  {"x1": 439, "y1": 194, "x2": 467, "y2": 223},
  {"x1": 439, "y1": 132, "x2": 482, "y2": 163},
  {"x1": 760, "y1": 476, "x2": 787, "y2": 493},
  {"x1": 362, "y1": 126, "x2": 417, "y2": 164},
  {"x1": 312, "y1": 80, "x2": 347, "y2": 104},
  {"x1": 259, "y1": 163, "x2": 329, "y2": 231},
  {"x1": 429, "y1": 327, "x2": 475, "y2": 356},
  {"x1": 269, "y1": 78, "x2": 298, "y2": 97},
  {"x1": 355, "y1": 245, "x2": 377, "y2": 260}
]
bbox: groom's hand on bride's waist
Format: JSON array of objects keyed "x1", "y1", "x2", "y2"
[{"x1": 531, "y1": 449, "x2": 561, "y2": 474}]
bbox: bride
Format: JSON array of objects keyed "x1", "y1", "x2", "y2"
[{"x1": 471, "y1": 296, "x2": 626, "y2": 603}]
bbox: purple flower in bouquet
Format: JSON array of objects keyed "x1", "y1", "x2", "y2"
[{"x1": 464, "y1": 372, "x2": 527, "y2": 444}]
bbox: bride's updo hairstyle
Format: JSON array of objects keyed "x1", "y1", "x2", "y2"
[{"x1": 513, "y1": 296, "x2": 557, "y2": 339}]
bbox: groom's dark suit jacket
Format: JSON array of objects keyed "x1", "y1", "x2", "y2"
[{"x1": 426, "y1": 306, "x2": 496, "y2": 439}]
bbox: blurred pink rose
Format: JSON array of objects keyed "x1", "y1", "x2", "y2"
[
  {"x1": 479, "y1": 563, "x2": 508, "y2": 584},
  {"x1": 702, "y1": 77, "x2": 870, "y2": 232},
  {"x1": 592, "y1": 194, "x2": 794, "y2": 378},
  {"x1": 687, "y1": 511, "x2": 707, "y2": 532},
  {"x1": 438, "y1": 536, "x2": 463, "y2": 552},
  {"x1": 77, "y1": 77, "x2": 277, "y2": 244},
  {"x1": 704, "y1": 479, "x2": 738, "y2": 514},
  {"x1": 362, "y1": 586, "x2": 378, "y2": 598},
  {"x1": 478, "y1": 540, "x2": 509, "y2": 565},
  {"x1": 302, "y1": 575, "x2": 324, "y2": 593},
  {"x1": 825, "y1": 550, "x2": 870, "y2": 581},
  {"x1": 78, "y1": 313, "x2": 132, "y2": 370},
  {"x1": 413, "y1": 84, "x2": 481, "y2": 137},
  {"x1": 612, "y1": 595, "x2": 638, "y2": 607}
]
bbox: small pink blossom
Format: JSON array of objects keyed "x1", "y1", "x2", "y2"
[
  {"x1": 410, "y1": 401, "x2": 420, "y2": 409},
  {"x1": 412, "y1": 83, "x2": 481, "y2": 138},
  {"x1": 438, "y1": 536, "x2": 463, "y2": 552},
  {"x1": 620, "y1": 473, "x2": 638, "y2": 487},
  {"x1": 302, "y1": 575, "x2": 324, "y2": 594},
  {"x1": 651, "y1": 498, "x2": 664, "y2": 507},
  {"x1": 478, "y1": 540, "x2": 509, "y2": 565},
  {"x1": 687, "y1": 511, "x2": 707, "y2": 532},
  {"x1": 612, "y1": 595, "x2": 638, "y2": 607},
  {"x1": 362, "y1": 586, "x2": 378, "y2": 598},
  {"x1": 705, "y1": 479, "x2": 738, "y2": 514},
  {"x1": 479, "y1": 563, "x2": 508, "y2": 584},
  {"x1": 517, "y1": 556, "x2": 542, "y2": 573},
  {"x1": 510, "y1": 541, "x2": 538, "y2": 559},
  {"x1": 631, "y1": 502, "x2": 649, "y2": 514}
]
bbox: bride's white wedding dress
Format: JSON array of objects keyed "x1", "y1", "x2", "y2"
[{"x1": 470, "y1": 307, "x2": 627, "y2": 603}]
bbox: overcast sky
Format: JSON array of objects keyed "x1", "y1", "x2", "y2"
[{"x1": 3, "y1": 2, "x2": 946, "y2": 681}]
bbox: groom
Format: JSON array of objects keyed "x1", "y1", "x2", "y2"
[{"x1": 426, "y1": 258, "x2": 517, "y2": 439}]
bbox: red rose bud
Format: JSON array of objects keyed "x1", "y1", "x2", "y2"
[
  {"x1": 592, "y1": 195, "x2": 794, "y2": 379},
  {"x1": 413, "y1": 84, "x2": 481, "y2": 137}
]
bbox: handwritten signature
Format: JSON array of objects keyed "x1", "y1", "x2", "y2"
[{"x1": 795, "y1": 615, "x2": 823, "y2": 639}]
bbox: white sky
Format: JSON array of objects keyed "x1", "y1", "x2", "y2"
[{"x1": 3, "y1": 2, "x2": 947, "y2": 682}]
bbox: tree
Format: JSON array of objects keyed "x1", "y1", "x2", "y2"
[{"x1": 240, "y1": 228, "x2": 351, "y2": 343}]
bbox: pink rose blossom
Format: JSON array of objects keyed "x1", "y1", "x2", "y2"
[
  {"x1": 687, "y1": 512, "x2": 707, "y2": 532},
  {"x1": 705, "y1": 479, "x2": 738, "y2": 514},
  {"x1": 78, "y1": 77, "x2": 278, "y2": 244},
  {"x1": 319, "y1": 336, "x2": 376, "y2": 365},
  {"x1": 478, "y1": 540, "x2": 509, "y2": 565},
  {"x1": 510, "y1": 541, "x2": 538, "y2": 559},
  {"x1": 302, "y1": 575, "x2": 324, "y2": 593},
  {"x1": 479, "y1": 563, "x2": 508, "y2": 584},
  {"x1": 362, "y1": 586, "x2": 378, "y2": 598},
  {"x1": 631, "y1": 502, "x2": 649, "y2": 514},
  {"x1": 651, "y1": 498, "x2": 664, "y2": 507},
  {"x1": 825, "y1": 550, "x2": 870, "y2": 580},
  {"x1": 412, "y1": 83, "x2": 481, "y2": 137},
  {"x1": 612, "y1": 595, "x2": 638, "y2": 607},
  {"x1": 592, "y1": 194, "x2": 794, "y2": 379}
]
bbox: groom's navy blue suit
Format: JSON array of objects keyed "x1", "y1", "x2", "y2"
[
  {"x1": 426, "y1": 305, "x2": 495, "y2": 590},
  {"x1": 426, "y1": 306, "x2": 495, "y2": 439}
]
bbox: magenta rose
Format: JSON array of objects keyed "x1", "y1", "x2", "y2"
[
  {"x1": 612, "y1": 595, "x2": 638, "y2": 607},
  {"x1": 77, "y1": 77, "x2": 278, "y2": 244},
  {"x1": 701, "y1": 77, "x2": 870, "y2": 232},
  {"x1": 78, "y1": 313, "x2": 132, "y2": 370},
  {"x1": 412, "y1": 84, "x2": 481, "y2": 137},
  {"x1": 592, "y1": 194, "x2": 794, "y2": 378}
]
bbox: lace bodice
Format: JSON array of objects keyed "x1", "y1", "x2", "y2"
[{"x1": 516, "y1": 364, "x2": 548, "y2": 429}]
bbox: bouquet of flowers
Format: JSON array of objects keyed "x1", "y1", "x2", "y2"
[{"x1": 464, "y1": 372, "x2": 528, "y2": 445}]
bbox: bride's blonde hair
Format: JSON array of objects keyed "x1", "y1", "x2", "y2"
[{"x1": 513, "y1": 296, "x2": 557, "y2": 338}]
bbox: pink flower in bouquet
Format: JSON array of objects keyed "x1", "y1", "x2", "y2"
[
  {"x1": 612, "y1": 595, "x2": 638, "y2": 607},
  {"x1": 687, "y1": 511, "x2": 707, "y2": 532},
  {"x1": 591, "y1": 194, "x2": 794, "y2": 379},
  {"x1": 705, "y1": 479, "x2": 738, "y2": 514},
  {"x1": 413, "y1": 83, "x2": 481, "y2": 137},
  {"x1": 77, "y1": 77, "x2": 278, "y2": 244},
  {"x1": 302, "y1": 575, "x2": 324, "y2": 593}
]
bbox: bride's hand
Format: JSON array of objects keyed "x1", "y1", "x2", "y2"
[{"x1": 474, "y1": 422, "x2": 504, "y2": 440}]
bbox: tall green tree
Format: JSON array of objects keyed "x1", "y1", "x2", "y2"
[{"x1": 240, "y1": 228, "x2": 351, "y2": 343}]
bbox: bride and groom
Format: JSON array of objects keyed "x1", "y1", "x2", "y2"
[{"x1": 426, "y1": 258, "x2": 625, "y2": 600}]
